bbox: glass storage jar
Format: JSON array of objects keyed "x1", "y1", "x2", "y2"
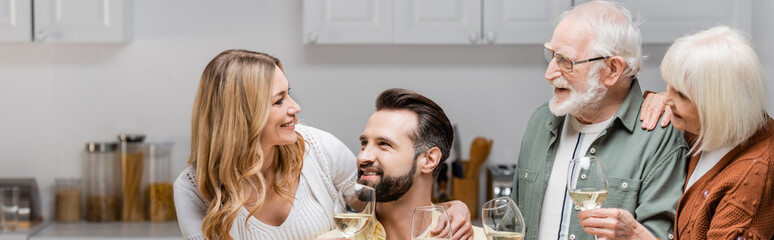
[
  {"x1": 145, "y1": 142, "x2": 176, "y2": 221},
  {"x1": 55, "y1": 178, "x2": 82, "y2": 222},
  {"x1": 84, "y1": 142, "x2": 119, "y2": 221},
  {"x1": 118, "y1": 134, "x2": 145, "y2": 221}
]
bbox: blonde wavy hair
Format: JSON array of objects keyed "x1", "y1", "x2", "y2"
[
  {"x1": 189, "y1": 49, "x2": 306, "y2": 240},
  {"x1": 661, "y1": 26, "x2": 768, "y2": 153}
]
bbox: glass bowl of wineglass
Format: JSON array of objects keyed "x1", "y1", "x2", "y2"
[
  {"x1": 567, "y1": 156, "x2": 608, "y2": 239},
  {"x1": 481, "y1": 197, "x2": 525, "y2": 240},
  {"x1": 411, "y1": 205, "x2": 452, "y2": 240},
  {"x1": 334, "y1": 180, "x2": 375, "y2": 239}
]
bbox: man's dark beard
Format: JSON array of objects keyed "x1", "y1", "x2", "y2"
[{"x1": 359, "y1": 159, "x2": 417, "y2": 203}]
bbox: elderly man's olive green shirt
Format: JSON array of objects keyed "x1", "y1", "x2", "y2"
[{"x1": 511, "y1": 79, "x2": 688, "y2": 240}]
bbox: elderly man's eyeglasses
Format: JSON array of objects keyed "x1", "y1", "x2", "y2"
[{"x1": 544, "y1": 48, "x2": 610, "y2": 73}]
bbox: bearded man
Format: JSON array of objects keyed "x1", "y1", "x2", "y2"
[
  {"x1": 318, "y1": 88, "x2": 485, "y2": 240},
  {"x1": 511, "y1": 1, "x2": 688, "y2": 240}
]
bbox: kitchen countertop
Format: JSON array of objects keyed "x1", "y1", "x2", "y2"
[
  {"x1": 0, "y1": 222, "x2": 48, "y2": 240},
  {"x1": 29, "y1": 222, "x2": 182, "y2": 240}
]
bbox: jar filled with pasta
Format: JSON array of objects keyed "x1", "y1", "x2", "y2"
[
  {"x1": 145, "y1": 142, "x2": 176, "y2": 221},
  {"x1": 118, "y1": 134, "x2": 146, "y2": 221}
]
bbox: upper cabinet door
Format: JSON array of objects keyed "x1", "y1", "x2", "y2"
[
  {"x1": 303, "y1": 0, "x2": 392, "y2": 44},
  {"x1": 393, "y1": 0, "x2": 481, "y2": 44},
  {"x1": 302, "y1": 0, "x2": 752, "y2": 45},
  {"x1": 0, "y1": 0, "x2": 31, "y2": 42},
  {"x1": 483, "y1": 0, "x2": 568, "y2": 44},
  {"x1": 33, "y1": 0, "x2": 131, "y2": 43},
  {"x1": 575, "y1": 0, "x2": 752, "y2": 43}
]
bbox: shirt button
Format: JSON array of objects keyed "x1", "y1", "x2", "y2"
[
  {"x1": 574, "y1": 205, "x2": 580, "y2": 211},
  {"x1": 589, "y1": 148, "x2": 596, "y2": 154},
  {"x1": 580, "y1": 174, "x2": 587, "y2": 180},
  {"x1": 669, "y1": 233, "x2": 674, "y2": 239},
  {"x1": 622, "y1": 182, "x2": 628, "y2": 188},
  {"x1": 524, "y1": 172, "x2": 529, "y2": 178},
  {"x1": 569, "y1": 234, "x2": 576, "y2": 240}
]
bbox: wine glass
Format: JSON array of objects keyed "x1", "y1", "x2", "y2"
[
  {"x1": 334, "y1": 181, "x2": 375, "y2": 239},
  {"x1": 481, "y1": 197, "x2": 525, "y2": 240},
  {"x1": 567, "y1": 156, "x2": 608, "y2": 239},
  {"x1": 411, "y1": 205, "x2": 452, "y2": 240}
]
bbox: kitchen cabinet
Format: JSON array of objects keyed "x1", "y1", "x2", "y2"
[
  {"x1": 303, "y1": 0, "x2": 751, "y2": 44},
  {"x1": 0, "y1": 0, "x2": 132, "y2": 43},
  {"x1": 483, "y1": 0, "x2": 567, "y2": 44},
  {"x1": 0, "y1": 0, "x2": 32, "y2": 42},
  {"x1": 392, "y1": 0, "x2": 480, "y2": 44},
  {"x1": 303, "y1": 0, "x2": 392, "y2": 44},
  {"x1": 304, "y1": 0, "x2": 559, "y2": 44},
  {"x1": 575, "y1": 0, "x2": 752, "y2": 43},
  {"x1": 33, "y1": 0, "x2": 132, "y2": 42}
]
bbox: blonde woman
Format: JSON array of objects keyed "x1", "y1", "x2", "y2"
[
  {"x1": 173, "y1": 49, "x2": 473, "y2": 240},
  {"x1": 581, "y1": 26, "x2": 774, "y2": 239}
]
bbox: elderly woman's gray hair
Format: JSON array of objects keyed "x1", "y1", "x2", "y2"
[{"x1": 661, "y1": 25, "x2": 768, "y2": 152}]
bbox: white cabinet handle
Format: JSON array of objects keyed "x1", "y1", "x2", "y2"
[
  {"x1": 35, "y1": 31, "x2": 49, "y2": 42},
  {"x1": 308, "y1": 32, "x2": 319, "y2": 44},
  {"x1": 469, "y1": 31, "x2": 479, "y2": 44},
  {"x1": 486, "y1": 31, "x2": 496, "y2": 44}
]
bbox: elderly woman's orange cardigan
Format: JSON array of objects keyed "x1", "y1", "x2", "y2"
[{"x1": 675, "y1": 117, "x2": 774, "y2": 240}]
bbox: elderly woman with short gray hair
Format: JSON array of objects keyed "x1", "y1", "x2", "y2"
[{"x1": 583, "y1": 26, "x2": 774, "y2": 240}]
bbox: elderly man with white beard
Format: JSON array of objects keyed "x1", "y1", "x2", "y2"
[{"x1": 511, "y1": 1, "x2": 688, "y2": 240}]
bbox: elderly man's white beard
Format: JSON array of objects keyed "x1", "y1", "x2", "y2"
[{"x1": 549, "y1": 63, "x2": 608, "y2": 117}]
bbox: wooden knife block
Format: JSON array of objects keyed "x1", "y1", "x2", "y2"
[{"x1": 451, "y1": 177, "x2": 478, "y2": 219}]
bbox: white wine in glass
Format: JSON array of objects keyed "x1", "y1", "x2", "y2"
[
  {"x1": 483, "y1": 230, "x2": 524, "y2": 240},
  {"x1": 334, "y1": 181, "x2": 375, "y2": 238},
  {"x1": 481, "y1": 197, "x2": 525, "y2": 240},
  {"x1": 567, "y1": 156, "x2": 608, "y2": 239},
  {"x1": 484, "y1": 227, "x2": 524, "y2": 240},
  {"x1": 567, "y1": 189, "x2": 608, "y2": 211},
  {"x1": 334, "y1": 212, "x2": 372, "y2": 237}
]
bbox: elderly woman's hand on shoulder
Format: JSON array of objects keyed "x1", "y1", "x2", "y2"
[{"x1": 640, "y1": 91, "x2": 672, "y2": 131}]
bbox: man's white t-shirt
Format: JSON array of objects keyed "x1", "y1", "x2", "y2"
[{"x1": 538, "y1": 115, "x2": 612, "y2": 240}]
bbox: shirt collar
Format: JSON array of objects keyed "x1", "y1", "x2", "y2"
[{"x1": 613, "y1": 78, "x2": 643, "y2": 133}]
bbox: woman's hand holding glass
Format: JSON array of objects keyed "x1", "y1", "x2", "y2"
[
  {"x1": 429, "y1": 200, "x2": 473, "y2": 240},
  {"x1": 334, "y1": 181, "x2": 375, "y2": 239},
  {"x1": 412, "y1": 205, "x2": 452, "y2": 240}
]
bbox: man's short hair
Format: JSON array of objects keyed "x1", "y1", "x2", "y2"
[
  {"x1": 558, "y1": 0, "x2": 643, "y2": 80},
  {"x1": 375, "y1": 88, "x2": 453, "y2": 178}
]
